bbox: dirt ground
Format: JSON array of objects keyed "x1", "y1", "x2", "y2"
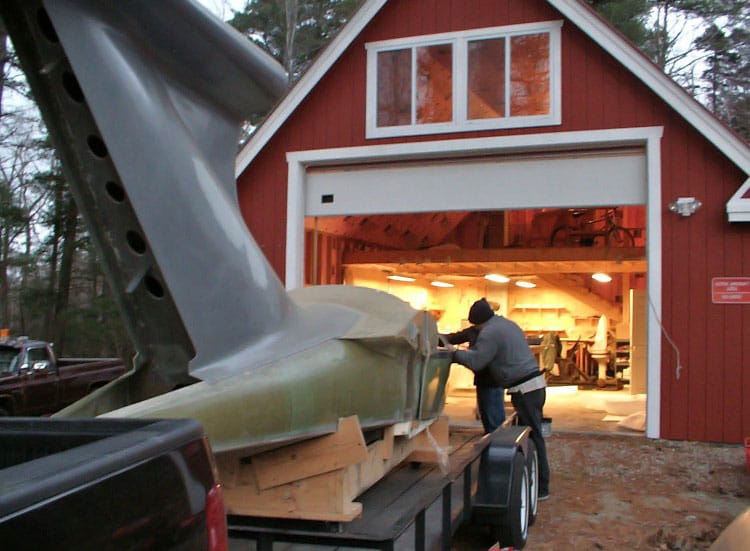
[{"x1": 453, "y1": 432, "x2": 750, "y2": 550}]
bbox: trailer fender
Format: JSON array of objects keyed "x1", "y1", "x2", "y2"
[
  {"x1": 474, "y1": 425, "x2": 531, "y2": 511},
  {"x1": 473, "y1": 426, "x2": 533, "y2": 548}
]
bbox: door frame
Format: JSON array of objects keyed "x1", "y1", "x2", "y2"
[{"x1": 286, "y1": 126, "x2": 664, "y2": 438}]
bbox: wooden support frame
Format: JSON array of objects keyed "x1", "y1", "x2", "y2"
[{"x1": 216, "y1": 414, "x2": 450, "y2": 522}]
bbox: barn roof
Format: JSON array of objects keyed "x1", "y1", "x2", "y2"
[{"x1": 235, "y1": 0, "x2": 750, "y2": 221}]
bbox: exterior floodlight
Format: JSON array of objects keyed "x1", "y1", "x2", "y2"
[
  {"x1": 668, "y1": 197, "x2": 702, "y2": 217},
  {"x1": 485, "y1": 274, "x2": 510, "y2": 283}
]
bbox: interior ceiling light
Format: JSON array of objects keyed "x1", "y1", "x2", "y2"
[
  {"x1": 515, "y1": 280, "x2": 536, "y2": 288},
  {"x1": 592, "y1": 273, "x2": 612, "y2": 283},
  {"x1": 431, "y1": 281, "x2": 454, "y2": 288},
  {"x1": 485, "y1": 274, "x2": 510, "y2": 283},
  {"x1": 387, "y1": 275, "x2": 416, "y2": 282}
]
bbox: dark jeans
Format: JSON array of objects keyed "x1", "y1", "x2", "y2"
[
  {"x1": 510, "y1": 387, "x2": 550, "y2": 494},
  {"x1": 476, "y1": 385, "x2": 505, "y2": 434}
]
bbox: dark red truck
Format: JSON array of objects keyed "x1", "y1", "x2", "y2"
[{"x1": 0, "y1": 336, "x2": 126, "y2": 416}]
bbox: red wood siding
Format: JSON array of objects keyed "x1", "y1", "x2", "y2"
[{"x1": 237, "y1": 0, "x2": 750, "y2": 443}]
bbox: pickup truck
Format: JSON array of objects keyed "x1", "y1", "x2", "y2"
[
  {"x1": 0, "y1": 417, "x2": 228, "y2": 550},
  {"x1": 0, "y1": 337, "x2": 127, "y2": 416}
]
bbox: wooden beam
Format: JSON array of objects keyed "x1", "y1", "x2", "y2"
[
  {"x1": 343, "y1": 246, "x2": 645, "y2": 266},
  {"x1": 216, "y1": 415, "x2": 451, "y2": 522},
  {"x1": 251, "y1": 415, "x2": 368, "y2": 490}
]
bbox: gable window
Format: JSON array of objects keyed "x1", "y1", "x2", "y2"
[{"x1": 366, "y1": 22, "x2": 562, "y2": 138}]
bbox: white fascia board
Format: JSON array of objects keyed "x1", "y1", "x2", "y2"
[
  {"x1": 235, "y1": 0, "x2": 388, "y2": 176},
  {"x1": 547, "y1": 0, "x2": 750, "y2": 221},
  {"x1": 286, "y1": 126, "x2": 664, "y2": 166}
]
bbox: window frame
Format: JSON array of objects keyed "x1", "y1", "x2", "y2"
[{"x1": 365, "y1": 21, "x2": 563, "y2": 139}]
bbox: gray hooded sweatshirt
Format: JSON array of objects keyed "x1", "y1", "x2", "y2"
[{"x1": 453, "y1": 315, "x2": 540, "y2": 388}]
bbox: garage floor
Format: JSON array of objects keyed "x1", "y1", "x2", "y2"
[{"x1": 443, "y1": 384, "x2": 647, "y2": 436}]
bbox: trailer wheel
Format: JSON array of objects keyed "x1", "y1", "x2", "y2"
[
  {"x1": 495, "y1": 451, "x2": 529, "y2": 549},
  {"x1": 526, "y1": 439, "x2": 539, "y2": 526}
]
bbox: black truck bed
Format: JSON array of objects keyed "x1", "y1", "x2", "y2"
[{"x1": 0, "y1": 417, "x2": 222, "y2": 550}]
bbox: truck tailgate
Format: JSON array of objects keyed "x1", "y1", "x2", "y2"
[{"x1": 0, "y1": 418, "x2": 218, "y2": 549}]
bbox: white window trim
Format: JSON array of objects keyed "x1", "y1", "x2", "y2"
[{"x1": 365, "y1": 21, "x2": 563, "y2": 139}]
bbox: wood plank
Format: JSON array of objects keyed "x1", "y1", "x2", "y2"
[
  {"x1": 343, "y1": 429, "x2": 487, "y2": 540},
  {"x1": 407, "y1": 415, "x2": 451, "y2": 463},
  {"x1": 221, "y1": 464, "x2": 363, "y2": 521},
  {"x1": 217, "y1": 416, "x2": 451, "y2": 522},
  {"x1": 251, "y1": 415, "x2": 367, "y2": 490}
]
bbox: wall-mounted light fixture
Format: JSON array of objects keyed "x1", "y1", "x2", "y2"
[
  {"x1": 668, "y1": 197, "x2": 702, "y2": 217},
  {"x1": 592, "y1": 273, "x2": 612, "y2": 283},
  {"x1": 431, "y1": 281, "x2": 454, "y2": 288},
  {"x1": 387, "y1": 274, "x2": 416, "y2": 282},
  {"x1": 485, "y1": 274, "x2": 510, "y2": 283}
]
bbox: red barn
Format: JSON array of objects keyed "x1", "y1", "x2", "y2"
[{"x1": 235, "y1": 0, "x2": 750, "y2": 443}]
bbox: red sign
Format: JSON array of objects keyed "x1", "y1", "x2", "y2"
[{"x1": 712, "y1": 277, "x2": 750, "y2": 304}]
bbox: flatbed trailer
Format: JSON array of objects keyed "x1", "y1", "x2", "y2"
[{"x1": 227, "y1": 423, "x2": 538, "y2": 550}]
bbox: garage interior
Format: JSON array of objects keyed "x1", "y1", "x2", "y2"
[{"x1": 305, "y1": 204, "x2": 648, "y2": 433}]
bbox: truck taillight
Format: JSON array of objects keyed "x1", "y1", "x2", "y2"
[{"x1": 206, "y1": 483, "x2": 228, "y2": 551}]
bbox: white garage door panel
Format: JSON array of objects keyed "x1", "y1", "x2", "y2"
[{"x1": 306, "y1": 151, "x2": 646, "y2": 216}]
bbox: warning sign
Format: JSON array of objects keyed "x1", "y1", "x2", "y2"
[{"x1": 712, "y1": 277, "x2": 750, "y2": 304}]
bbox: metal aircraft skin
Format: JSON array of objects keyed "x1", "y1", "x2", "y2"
[{"x1": 2, "y1": 0, "x2": 451, "y2": 456}]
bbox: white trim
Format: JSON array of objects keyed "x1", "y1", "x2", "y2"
[
  {"x1": 286, "y1": 125, "x2": 664, "y2": 438},
  {"x1": 365, "y1": 21, "x2": 563, "y2": 139},
  {"x1": 645, "y1": 132, "x2": 662, "y2": 439},
  {"x1": 285, "y1": 161, "x2": 306, "y2": 286},
  {"x1": 727, "y1": 177, "x2": 750, "y2": 222},
  {"x1": 287, "y1": 126, "x2": 662, "y2": 167},
  {"x1": 236, "y1": 0, "x2": 750, "y2": 220},
  {"x1": 365, "y1": 21, "x2": 562, "y2": 50}
]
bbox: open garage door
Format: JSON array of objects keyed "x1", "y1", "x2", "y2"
[
  {"x1": 286, "y1": 127, "x2": 663, "y2": 439},
  {"x1": 305, "y1": 148, "x2": 647, "y2": 217}
]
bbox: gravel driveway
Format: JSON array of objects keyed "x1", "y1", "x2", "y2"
[{"x1": 453, "y1": 432, "x2": 749, "y2": 550}]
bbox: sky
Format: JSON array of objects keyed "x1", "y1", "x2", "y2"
[{"x1": 195, "y1": 0, "x2": 246, "y2": 21}]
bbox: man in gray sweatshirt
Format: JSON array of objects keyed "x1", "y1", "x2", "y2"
[{"x1": 452, "y1": 298, "x2": 550, "y2": 499}]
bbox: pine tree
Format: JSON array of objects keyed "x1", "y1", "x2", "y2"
[
  {"x1": 587, "y1": 0, "x2": 653, "y2": 47},
  {"x1": 230, "y1": 0, "x2": 359, "y2": 80},
  {"x1": 589, "y1": 0, "x2": 749, "y2": 139},
  {"x1": 684, "y1": 1, "x2": 749, "y2": 139}
]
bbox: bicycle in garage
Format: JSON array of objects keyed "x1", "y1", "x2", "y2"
[{"x1": 549, "y1": 207, "x2": 635, "y2": 247}]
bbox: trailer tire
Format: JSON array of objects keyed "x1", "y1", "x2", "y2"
[
  {"x1": 526, "y1": 439, "x2": 539, "y2": 526},
  {"x1": 495, "y1": 451, "x2": 529, "y2": 549}
]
